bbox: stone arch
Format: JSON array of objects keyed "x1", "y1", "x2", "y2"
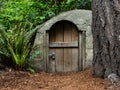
[
  {"x1": 37, "y1": 10, "x2": 91, "y2": 32},
  {"x1": 32, "y1": 10, "x2": 92, "y2": 72},
  {"x1": 49, "y1": 20, "x2": 80, "y2": 32}
]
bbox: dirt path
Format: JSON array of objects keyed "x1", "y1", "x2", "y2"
[{"x1": 0, "y1": 68, "x2": 118, "y2": 90}]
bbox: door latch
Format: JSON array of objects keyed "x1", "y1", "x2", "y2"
[{"x1": 49, "y1": 52, "x2": 55, "y2": 60}]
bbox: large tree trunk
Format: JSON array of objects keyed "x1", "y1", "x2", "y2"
[{"x1": 92, "y1": 0, "x2": 120, "y2": 78}]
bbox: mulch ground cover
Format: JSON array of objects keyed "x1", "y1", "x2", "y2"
[{"x1": 0, "y1": 68, "x2": 119, "y2": 90}]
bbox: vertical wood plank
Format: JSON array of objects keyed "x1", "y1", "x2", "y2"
[
  {"x1": 64, "y1": 48, "x2": 72, "y2": 72},
  {"x1": 55, "y1": 23, "x2": 64, "y2": 72},
  {"x1": 46, "y1": 31, "x2": 49, "y2": 72},
  {"x1": 55, "y1": 23, "x2": 63, "y2": 42},
  {"x1": 49, "y1": 49, "x2": 56, "y2": 73},
  {"x1": 79, "y1": 32, "x2": 82, "y2": 71},
  {"x1": 71, "y1": 25, "x2": 78, "y2": 41},
  {"x1": 43, "y1": 31, "x2": 46, "y2": 72},
  {"x1": 49, "y1": 25, "x2": 56, "y2": 73},
  {"x1": 63, "y1": 22, "x2": 72, "y2": 72},
  {"x1": 72, "y1": 48, "x2": 78, "y2": 71},
  {"x1": 71, "y1": 25, "x2": 79, "y2": 71},
  {"x1": 49, "y1": 26, "x2": 55, "y2": 42},
  {"x1": 55, "y1": 49, "x2": 63, "y2": 72}
]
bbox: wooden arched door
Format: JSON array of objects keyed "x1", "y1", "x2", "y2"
[{"x1": 48, "y1": 21, "x2": 80, "y2": 72}]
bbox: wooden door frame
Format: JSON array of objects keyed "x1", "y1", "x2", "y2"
[
  {"x1": 79, "y1": 31, "x2": 86, "y2": 71},
  {"x1": 45, "y1": 30, "x2": 86, "y2": 72}
]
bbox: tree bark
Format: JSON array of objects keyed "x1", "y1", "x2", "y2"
[{"x1": 92, "y1": 0, "x2": 120, "y2": 78}]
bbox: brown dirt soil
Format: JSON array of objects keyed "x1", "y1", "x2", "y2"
[{"x1": 0, "y1": 68, "x2": 119, "y2": 90}]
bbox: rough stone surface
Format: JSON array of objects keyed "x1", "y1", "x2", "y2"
[
  {"x1": 38, "y1": 10, "x2": 92, "y2": 32},
  {"x1": 33, "y1": 9, "x2": 92, "y2": 71}
]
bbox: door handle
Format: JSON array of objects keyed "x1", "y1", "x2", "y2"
[{"x1": 49, "y1": 52, "x2": 55, "y2": 60}]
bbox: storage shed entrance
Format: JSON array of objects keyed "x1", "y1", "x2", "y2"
[
  {"x1": 47, "y1": 21, "x2": 85, "y2": 72},
  {"x1": 32, "y1": 10, "x2": 92, "y2": 72}
]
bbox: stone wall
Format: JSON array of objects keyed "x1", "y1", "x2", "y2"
[{"x1": 86, "y1": 24, "x2": 93, "y2": 68}]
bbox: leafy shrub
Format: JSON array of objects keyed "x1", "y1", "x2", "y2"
[
  {"x1": 0, "y1": 0, "x2": 92, "y2": 71},
  {"x1": 0, "y1": 0, "x2": 92, "y2": 29},
  {"x1": 0, "y1": 22, "x2": 36, "y2": 70}
]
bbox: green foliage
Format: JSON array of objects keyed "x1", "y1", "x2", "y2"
[
  {"x1": 0, "y1": 25, "x2": 10, "y2": 57},
  {"x1": 0, "y1": 0, "x2": 91, "y2": 29},
  {"x1": 77, "y1": 0, "x2": 92, "y2": 10},
  {"x1": 0, "y1": 0, "x2": 35, "y2": 29},
  {"x1": 48, "y1": 0, "x2": 92, "y2": 13},
  {"x1": 0, "y1": 0, "x2": 91, "y2": 71},
  {"x1": 29, "y1": 50, "x2": 41, "y2": 61},
  {"x1": 26, "y1": 67, "x2": 35, "y2": 73},
  {"x1": 0, "y1": 22, "x2": 36, "y2": 70}
]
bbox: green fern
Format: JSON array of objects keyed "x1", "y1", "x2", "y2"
[{"x1": 0, "y1": 22, "x2": 37, "y2": 70}]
